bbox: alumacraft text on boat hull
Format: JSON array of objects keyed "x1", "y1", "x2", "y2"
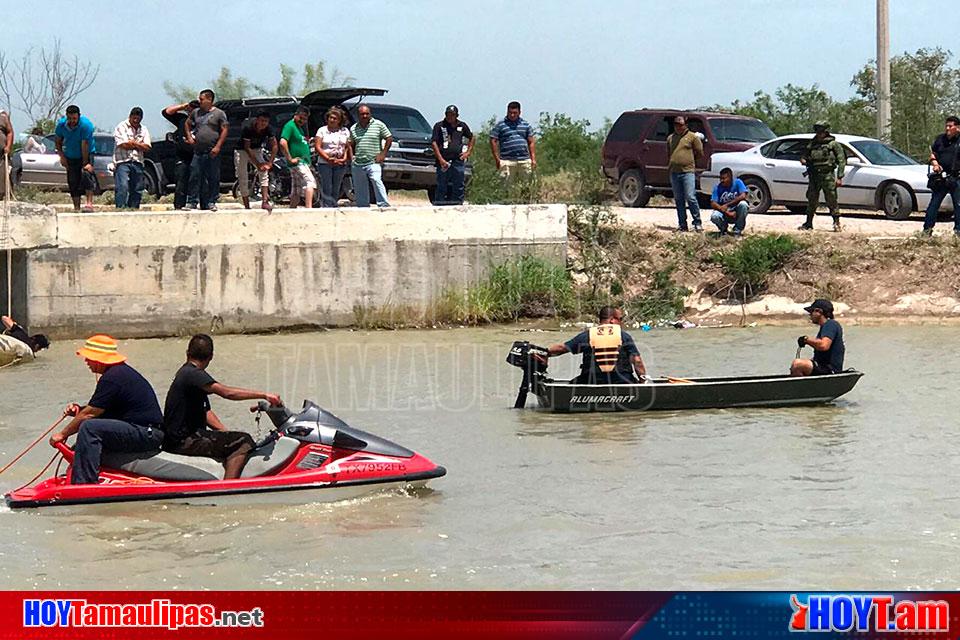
[
  {"x1": 506, "y1": 340, "x2": 862, "y2": 412},
  {"x1": 535, "y1": 372, "x2": 863, "y2": 412},
  {"x1": 5, "y1": 400, "x2": 445, "y2": 509}
]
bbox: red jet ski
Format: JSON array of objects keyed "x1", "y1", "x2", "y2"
[{"x1": 5, "y1": 400, "x2": 445, "y2": 509}]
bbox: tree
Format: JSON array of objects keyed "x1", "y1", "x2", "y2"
[
  {"x1": 0, "y1": 40, "x2": 100, "y2": 129},
  {"x1": 852, "y1": 47, "x2": 960, "y2": 159},
  {"x1": 711, "y1": 47, "x2": 960, "y2": 160},
  {"x1": 163, "y1": 60, "x2": 355, "y2": 102},
  {"x1": 705, "y1": 84, "x2": 872, "y2": 139}
]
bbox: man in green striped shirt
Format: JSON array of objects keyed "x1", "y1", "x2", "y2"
[{"x1": 349, "y1": 104, "x2": 392, "y2": 207}]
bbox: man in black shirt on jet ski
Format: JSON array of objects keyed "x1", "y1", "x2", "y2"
[{"x1": 162, "y1": 334, "x2": 282, "y2": 479}]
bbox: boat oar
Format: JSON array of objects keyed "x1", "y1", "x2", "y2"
[
  {"x1": 0, "y1": 411, "x2": 69, "y2": 476},
  {"x1": 666, "y1": 376, "x2": 693, "y2": 384}
]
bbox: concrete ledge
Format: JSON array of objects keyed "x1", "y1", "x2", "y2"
[
  {"x1": 19, "y1": 204, "x2": 568, "y2": 338},
  {"x1": 2, "y1": 202, "x2": 58, "y2": 249},
  {"x1": 56, "y1": 204, "x2": 567, "y2": 248}
]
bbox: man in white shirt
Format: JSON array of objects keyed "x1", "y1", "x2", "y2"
[{"x1": 113, "y1": 107, "x2": 152, "y2": 209}]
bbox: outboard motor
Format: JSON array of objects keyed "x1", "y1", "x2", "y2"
[{"x1": 506, "y1": 341, "x2": 549, "y2": 408}]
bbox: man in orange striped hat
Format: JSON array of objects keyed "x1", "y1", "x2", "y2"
[
  {"x1": 50, "y1": 335, "x2": 164, "y2": 484},
  {"x1": 543, "y1": 306, "x2": 648, "y2": 384}
]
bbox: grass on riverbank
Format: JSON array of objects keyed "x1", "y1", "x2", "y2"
[{"x1": 353, "y1": 255, "x2": 576, "y2": 329}]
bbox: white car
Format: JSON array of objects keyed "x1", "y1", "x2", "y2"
[{"x1": 700, "y1": 133, "x2": 943, "y2": 220}]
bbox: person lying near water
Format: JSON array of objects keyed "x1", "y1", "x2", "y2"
[
  {"x1": 790, "y1": 299, "x2": 845, "y2": 376},
  {"x1": 1, "y1": 315, "x2": 50, "y2": 355},
  {"x1": 541, "y1": 306, "x2": 649, "y2": 384},
  {"x1": 162, "y1": 334, "x2": 282, "y2": 479}
]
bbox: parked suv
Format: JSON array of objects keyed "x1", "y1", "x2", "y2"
[
  {"x1": 601, "y1": 109, "x2": 775, "y2": 207},
  {"x1": 149, "y1": 88, "x2": 448, "y2": 202}
]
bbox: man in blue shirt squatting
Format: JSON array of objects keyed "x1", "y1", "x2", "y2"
[
  {"x1": 790, "y1": 299, "x2": 846, "y2": 376},
  {"x1": 542, "y1": 306, "x2": 649, "y2": 384},
  {"x1": 710, "y1": 167, "x2": 749, "y2": 236},
  {"x1": 49, "y1": 335, "x2": 165, "y2": 484}
]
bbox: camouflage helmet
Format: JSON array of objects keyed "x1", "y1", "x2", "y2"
[{"x1": 813, "y1": 121, "x2": 830, "y2": 131}]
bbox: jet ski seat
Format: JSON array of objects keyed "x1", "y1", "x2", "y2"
[
  {"x1": 100, "y1": 436, "x2": 302, "y2": 482},
  {"x1": 102, "y1": 450, "x2": 225, "y2": 481}
]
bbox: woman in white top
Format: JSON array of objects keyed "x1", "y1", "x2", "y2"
[
  {"x1": 313, "y1": 107, "x2": 352, "y2": 207},
  {"x1": 23, "y1": 127, "x2": 47, "y2": 154}
]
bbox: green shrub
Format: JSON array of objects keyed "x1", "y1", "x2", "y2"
[
  {"x1": 465, "y1": 112, "x2": 609, "y2": 205},
  {"x1": 441, "y1": 255, "x2": 575, "y2": 324},
  {"x1": 628, "y1": 265, "x2": 690, "y2": 321},
  {"x1": 712, "y1": 234, "x2": 803, "y2": 299}
]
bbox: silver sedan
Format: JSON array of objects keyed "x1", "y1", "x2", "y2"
[
  {"x1": 701, "y1": 133, "x2": 946, "y2": 220},
  {"x1": 10, "y1": 133, "x2": 115, "y2": 193}
]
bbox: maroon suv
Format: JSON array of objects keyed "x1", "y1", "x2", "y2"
[{"x1": 601, "y1": 109, "x2": 775, "y2": 207}]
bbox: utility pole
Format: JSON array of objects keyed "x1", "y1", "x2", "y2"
[{"x1": 877, "y1": 0, "x2": 891, "y2": 141}]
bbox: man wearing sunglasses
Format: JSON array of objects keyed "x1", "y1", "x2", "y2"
[{"x1": 790, "y1": 299, "x2": 845, "y2": 376}]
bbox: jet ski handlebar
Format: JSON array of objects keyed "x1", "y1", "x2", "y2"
[
  {"x1": 250, "y1": 400, "x2": 286, "y2": 412},
  {"x1": 250, "y1": 401, "x2": 294, "y2": 449}
]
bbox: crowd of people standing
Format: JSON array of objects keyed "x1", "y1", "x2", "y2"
[
  {"x1": 0, "y1": 94, "x2": 540, "y2": 212},
  {"x1": 103, "y1": 93, "x2": 537, "y2": 212}
]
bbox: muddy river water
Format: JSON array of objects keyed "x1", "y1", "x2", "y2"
[{"x1": 0, "y1": 325, "x2": 956, "y2": 589}]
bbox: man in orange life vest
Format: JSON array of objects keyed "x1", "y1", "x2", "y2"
[{"x1": 544, "y1": 306, "x2": 648, "y2": 384}]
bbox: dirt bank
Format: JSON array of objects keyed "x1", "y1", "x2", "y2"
[
  {"x1": 613, "y1": 203, "x2": 951, "y2": 238},
  {"x1": 570, "y1": 217, "x2": 960, "y2": 326}
]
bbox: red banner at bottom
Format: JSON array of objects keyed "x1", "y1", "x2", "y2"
[
  {"x1": 4, "y1": 591, "x2": 960, "y2": 639},
  {"x1": 2, "y1": 591, "x2": 670, "y2": 640}
]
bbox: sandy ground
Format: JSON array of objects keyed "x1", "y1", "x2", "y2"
[
  {"x1": 612, "y1": 204, "x2": 956, "y2": 238},
  {"x1": 27, "y1": 190, "x2": 957, "y2": 239}
]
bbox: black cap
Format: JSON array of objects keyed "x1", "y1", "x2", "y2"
[
  {"x1": 445, "y1": 104, "x2": 459, "y2": 114},
  {"x1": 803, "y1": 299, "x2": 834, "y2": 318}
]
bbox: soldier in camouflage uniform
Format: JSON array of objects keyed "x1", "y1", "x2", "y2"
[{"x1": 799, "y1": 121, "x2": 846, "y2": 232}]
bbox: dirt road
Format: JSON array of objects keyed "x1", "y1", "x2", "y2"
[{"x1": 612, "y1": 204, "x2": 954, "y2": 238}]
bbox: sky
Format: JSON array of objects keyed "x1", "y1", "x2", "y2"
[{"x1": 0, "y1": 0, "x2": 946, "y2": 137}]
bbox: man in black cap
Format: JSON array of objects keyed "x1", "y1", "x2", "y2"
[
  {"x1": 790, "y1": 299, "x2": 845, "y2": 376},
  {"x1": 430, "y1": 105, "x2": 474, "y2": 205}
]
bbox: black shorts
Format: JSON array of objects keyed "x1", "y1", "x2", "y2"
[
  {"x1": 164, "y1": 430, "x2": 255, "y2": 461},
  {"x1": 65, "y1": 157, "x2": 97, "y2": 198},
  {"x1": 810, "y1": 360, "x2": 836, "y2": 376}
]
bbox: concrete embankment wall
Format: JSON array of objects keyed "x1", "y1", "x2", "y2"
[{"x1": 4, "y1": 204, "x2": 567, "y2": 338}]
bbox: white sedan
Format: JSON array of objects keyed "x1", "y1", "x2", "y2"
[{"x1": 700, "y1": 133, "x2": 943, "y2": 220}]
